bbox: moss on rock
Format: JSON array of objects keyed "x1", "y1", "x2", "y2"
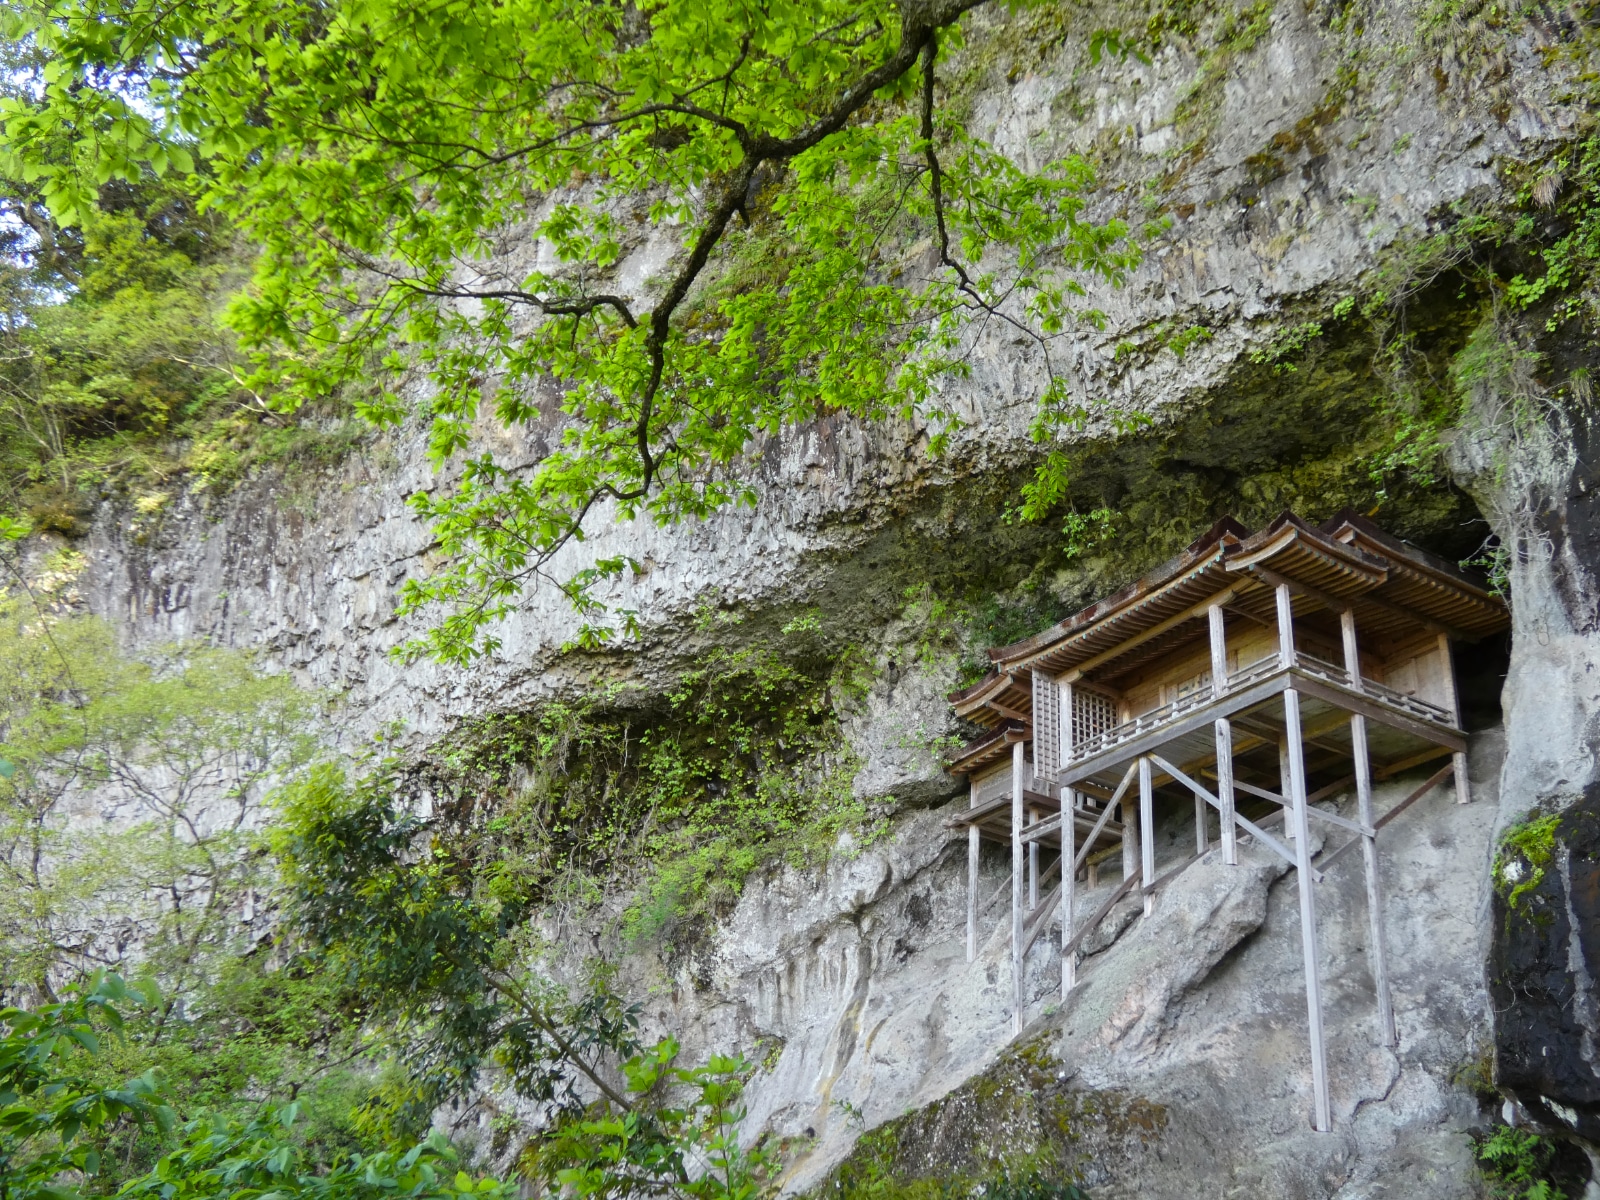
[{"x1": 818, "y1": 1040, "x2": 1167, "y2": 1200}]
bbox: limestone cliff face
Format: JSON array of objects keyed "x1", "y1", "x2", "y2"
[
  {"x1": 60, "y1": 0, "x2": 1599, "y2": 1195},
  {"x1": 1457, "y1": 376, "x2": 1600, "y2": 1169}
]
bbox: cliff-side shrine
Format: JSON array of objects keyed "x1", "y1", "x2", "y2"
[{"x1": 944, "y1": 511, "x2": 1509, "y2": 1132}]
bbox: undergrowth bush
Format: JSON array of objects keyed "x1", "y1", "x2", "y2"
[
  {"x1": 430, "y1": 630, "x2": 878, "y2": 944},
  {"x1": 1475, "y1": 1126, "x2": 1568, "y2": 1200}
]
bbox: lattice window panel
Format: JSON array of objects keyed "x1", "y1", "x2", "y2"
[
  {"x1": 1071, "y1": 689, "x2": 1118, "y2": 751},
  {"x1": 1031, "y1": 669, "x2": 1059, "y2": 783}
]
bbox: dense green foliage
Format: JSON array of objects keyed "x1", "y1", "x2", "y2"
[
  {"x1": 0, "y1": 975, "x2": 171, "y2": 1200},
  {"x1": 121, "y1": 1113, "x2": 508, "y2": 1200},
  {"x1": 431, "y1": 626, "x2": 872, "y2": 943},
  {"x1": 271, "y1": 762, "x2": 778, "y2": 1199},
  {"x1": 2, "y1": 0, "x2": 1142, "y2": 662},
  {"x1": 1475, "y1": 1126, "x2": 1568, "y2": 1200},
  {"x1": 0, "y1": 585, "x2": 320, "y2": 996},
  {"x1": 0, "y1": 152, "x2": 357, "y2": 525},
  {"x1": 0, "y1": 974, "x2": 511, "y2": 1200},
  {"x1": 0, "y1": 576, "x2": 385, "y2": 1182},
  {"x1": 0, "y1": 611, "x2": 783, "y2": 1200}
]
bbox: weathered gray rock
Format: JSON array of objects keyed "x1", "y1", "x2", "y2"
[{"x1": 1487, "y1": 785, "x2": 1600, "y2": 1143}]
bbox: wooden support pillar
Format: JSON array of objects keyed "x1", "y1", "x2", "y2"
[
  {"x1": 1280, "y1": 734, "x2": 1294, "y2": 839},
  {"x1": 1060, "y1": 679, "x2": 1075, "y2": 773},
  {"x1": 1285, "y1": 688, "x2": 1331, "y2": 1132},
  {"x1": 1209, "y1": 603, "x2": 1229, "y2": 695},
  {"x1": 966, "y1": 778, "x2": 979, "y2": 963},
  {"x1": 1273, "y1": 582, "x2": 1299, "y2": 844},
  {"x1": 1215, "y1": 718, "x2": 1237, "y2": 865},
  {"x1": 1011, "y1": 741, "x2": 1025, "y2": 1034},
  {"x1": 1028, "y1": 803, "x2": 1040, "y2": 910},
  {"x1": 1205, "y1": 603, "x2": 1229, "y2": 862},
  {"x1": 1121, "y1": 782, "x2": 1140, "y2": 885},
  {"x1": 1351, "y1": 712, "x2": 1397, "y2": 1047},
  {"x1": 1437, "y1": 633, "x2": 1470, "y2": 804},
  {"x1": 1342, "y1": 607, "x2": 1396, "y2": 1046},
  {"x1": 1139, "y1": 756, "x2": 1155, "y2": 917},
  {"x1": 1062, "y1": 786, "x2": 1076, "y2": 996}
]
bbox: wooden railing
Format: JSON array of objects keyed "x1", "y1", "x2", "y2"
[{"x1": 1064, "y1": 653, "x2": 1454, "y2": 766}]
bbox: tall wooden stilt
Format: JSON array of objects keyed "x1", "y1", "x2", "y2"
[
  {"x1": 1280, "y1": 735, "x2": 1294, "y2": 840},
  {"x1": 1215, "y1": 718, "x2": 1237, "y2": 865},
  {"x1": 1351, "y1": 712, "x2": 1396, "y2": 1047},
  {"x1": 1139, "y1": 756, "x2": 1155, "y2": 917},
  {"x1": 967, "y1": 780, "x2": 979, "y2": 963},
  {"x1": 1062, "y1": 786, "x2": 1076, "y2": 996},
  {"x1": 1343, "y1": 608, "x2": 1396, "y2": 1046},
  {"x1": 1011, "y1": 741, "x2": 1025, "y2": 1034},
  {"x1": 1284, "y1": 688, "x2": 1331, "y2": 1132},
  {"x1": 1028, "y1": 803, "x2": 1040, "y2": 911},
  {"x1": 1437, "y1": 633, "x2": 1470, "y2": 804},
  {"x1": 1209, "y1": 603, "x2": 1235, "y2": 864},
  {"x1": 1121, "y1": 786, "x2": 1140, "y2": 884}
]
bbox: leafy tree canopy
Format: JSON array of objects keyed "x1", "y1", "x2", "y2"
[
  {"x1": 2, "y1": 0, "x2": 1139, "y2": 663},
  {"x1": 0, "y1": 973, "x2": 172, "y2": 1200}
]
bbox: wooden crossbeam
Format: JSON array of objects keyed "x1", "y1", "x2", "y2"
[
  {"x1": 1317, "y1": 762, "x2": 1456, "y2": 869},
  {"x1": 1059, "y1": 873, "x2": 1138, "y2": 959},
  {"x1": 1224, "y1": 776, "x2": 1373, "y2": 837},
  {"x1": 1291, "y1": 673, "x2": 1466, "y2": 750},
  {"x1": 1148, "y1": 754, "x2": 1311, "y2": 877}
]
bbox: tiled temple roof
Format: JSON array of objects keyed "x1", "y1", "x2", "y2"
[{"x1": 945, "y1": 510, "x2": 1508, "y2": 757}]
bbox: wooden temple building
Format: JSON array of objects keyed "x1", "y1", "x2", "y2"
[{"x1": 944, "y1": 511, "x2": 1509, "y2": 1131}]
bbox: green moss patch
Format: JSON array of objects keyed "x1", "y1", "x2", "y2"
[
  {"x1": 1494, "y1": 812, "x2": 1562, "y2": 913},
  {"x1": 817, "y1": 1041, "x2": 1165, "y2": 1200}
]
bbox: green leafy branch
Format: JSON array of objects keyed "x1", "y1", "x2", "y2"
[{"x1": 5, "y1": 0, "x2": 1139, "y2": 664}]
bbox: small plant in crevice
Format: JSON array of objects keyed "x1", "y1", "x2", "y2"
[
  {"x1": 1461, "y1": 535, "x2": 1512, "y2": 598},
  {"x1": 982, "y1": 1167, "x2": 1091, "y2": 1200},
  {"x1": 1474, "y1": 1125, "x2": 1568, "y2": 1200}
]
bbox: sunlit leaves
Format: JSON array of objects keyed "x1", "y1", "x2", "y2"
[
  {"x1": 0, "y1": 973, "x2": 174, "y2": 1200},
  {"x1": 7, "y1": 0, "x2": 1138, "y2": 663}
]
